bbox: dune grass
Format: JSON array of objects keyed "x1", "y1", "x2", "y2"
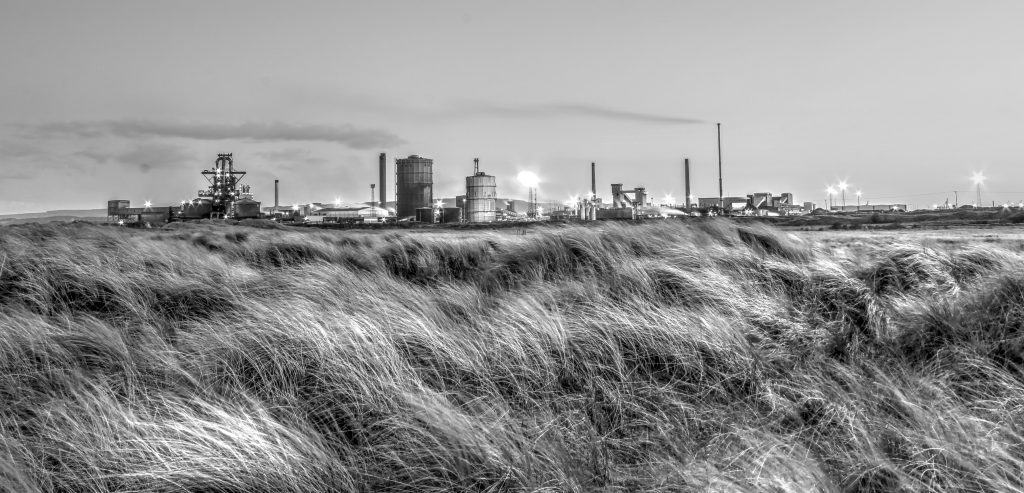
[{"x1": 1, "y1": 220, "x2": 1023, "y2": 492}]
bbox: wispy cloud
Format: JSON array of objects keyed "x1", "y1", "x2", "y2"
[
  {"x1": 254, "y1": 148, "x2": 329, "y2": 170},
  {"x1": 451, "y1": 102, "x2": 704, "y2": 125},
  {"x1": 76, "y1": 143, "x2": 196, "y2": 172},
  {"x1": 26, "y1": 120, "x2": 405, "y2": 149}
]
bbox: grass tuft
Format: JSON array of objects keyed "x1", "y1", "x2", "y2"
[{"x1": 1, "y1": 220, "x2": 1023, "y2": 491}]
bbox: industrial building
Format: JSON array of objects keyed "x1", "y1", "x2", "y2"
[
  {"x1": 196, "y1": 154, "x2": 260, "y2": 219},
  {"x1": 107, "y1": 200, "x2": 174, "y2": 225},
  {"x1": 104, "y1": 148, "x2": 825, "y2": 227},
  {"x1": 107, "y1": 153, "x2": 261, "y2": 225},
  {"x1": 832, "y1": 204, "x2": 907, "y2": 212},
  {"x1": 395, "y1": 155, "x2": 433, "y2": 218},
  {"x1": 305, "y1": 205, "x2": 389, "y2": 224},
  {"x1": 465, "y1": 158, "x2": 497, "y2": 223},
  {"x1": 610, "y1": 184, "x2": 648, "y2": 209},
  {"x1": 690, "y1": 192, "x2": 809, "y2": 215}
]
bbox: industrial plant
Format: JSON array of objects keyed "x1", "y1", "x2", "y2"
[
  {"x1": 108, "y1": 153, "x2": 262, "y2": 224},
  {"x1": 107, "y1": 146, "x2": 904, "y2": 227}
]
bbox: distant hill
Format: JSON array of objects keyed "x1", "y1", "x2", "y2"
[{"x1": 0, "y1": 209, "x2": 108, "y2": 225}]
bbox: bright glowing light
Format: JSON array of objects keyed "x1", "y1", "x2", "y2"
[
  {"x1": 292, "y1": 203, "x2": 299, "y2": 211},
  {"x1": 662, "y1": 194, "x2": 675, "y2": 205},
  {"x1": 856, "y1": 190, "x2": 862, "y2": 197},
  {"x1": 536, "y1": 206, "x2": 544, "y2": 215},
  {"x1": 334, "y1": 197, "x2": 342, "y2": 206},
  {"x1": 972, "y1": 172, "x2": 986, "y2": 185},
  {"x1": 838, "y1": 181, "x2": 848, "y2": 191},
  {"x1": 117, "y1": 219, "x2": 124, "y2": 226},
  {"x1": 435, "y1": 200, "x2": 444, "y2": 209},
  {"x1": 144, "y1": 200, "x2": 152, "y2": 208},
  {"x1": 517, "y1": 170, "x2": 540, "y2": 188},
  {"x1": 826, "y1": 186, "x2": 836, "y2": 195}
]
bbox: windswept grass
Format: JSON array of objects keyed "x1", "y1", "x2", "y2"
[{"x1": 1, "y1": 220, "x2": 1024, "y2": 491}]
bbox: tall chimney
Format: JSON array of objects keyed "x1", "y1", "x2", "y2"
[
  {"x1": 474, "y1": 157, "x2": 479, "y2": 175},
  {"x1": 378, "y1": 153, "x2": 387, "y2": 210},
  {"x1": 684, "y1": 158, "x2": 691, "y2": 210},
  {"x1": 591, "y1": 162, "x2": 596, "y2": 199},
  {"x1": 274, "y1": 179, "x2": 279, "y2": 208},
  {"x1": 717, "y1": 123, "x2": 723, "y2": 210}
]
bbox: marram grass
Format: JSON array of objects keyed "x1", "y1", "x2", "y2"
[{"x1": 1, "y1": 220, "x2": 1023, "y2": 492}]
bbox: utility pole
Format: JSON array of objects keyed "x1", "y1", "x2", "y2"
[{"x1": 717, "y1": 123, "x2": 723, "y2": 210}]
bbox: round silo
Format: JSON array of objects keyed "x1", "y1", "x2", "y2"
[
  {"x1": 180, "y1": 199, "x2": 213, "y2": 219},
  {"x1": 233, "y1": 198, "x2": 261, "y2": 219},
  {"x1": 465, "y1": 173, "x2": 497, "y2": 223},
  {"x1": 395, "y1": 155, "x2": 433, "y2": 218}
]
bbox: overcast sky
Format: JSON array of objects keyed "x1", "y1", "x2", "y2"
[{"x1": 2, "y1": 0, "x2": 1023, "y2": 213}]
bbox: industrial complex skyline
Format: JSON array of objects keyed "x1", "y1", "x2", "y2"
[{"x1": 2, "y1": 1, "x2": 1024, "y2": 214}]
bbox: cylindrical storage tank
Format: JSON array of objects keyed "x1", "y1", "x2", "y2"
[
  {"x1": 180, "y1": 199, "x2": 213, "y2": 219},
  {"x1": 415, "y1": 207, "x2": 435, "y2": 223},
  {"x1": 395, "y1": 155, "x2": 433, "y2": 218},
  {"x1": 442, "y1": 207, "x2": 462, "y2": 223},
  {"x1": 465, "y1": 174, "x2": 497, "y2": 223},
  {"x1": 234, "y1": 198, "x2": 261, "y2": 219}
]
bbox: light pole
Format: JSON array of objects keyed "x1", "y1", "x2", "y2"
[
  {"x1": 838, "y1": 180, "x2": 848, "y2": 211},
  {"x1": 826, "y1": 186, "x2": 836, "y2": 211},
  {"x1": 856, "y1": 190, "x2": 862, "y2": 212}
]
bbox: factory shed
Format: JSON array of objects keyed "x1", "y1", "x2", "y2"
[{"x1": 307, "y1": 206, "x2": 388, "y2": 223}]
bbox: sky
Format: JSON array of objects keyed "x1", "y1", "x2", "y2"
[{"x1": 2, "y1": 0, "x2": 1023, "y2": 213}]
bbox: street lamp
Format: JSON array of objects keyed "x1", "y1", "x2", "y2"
[
  {"x1": 972, "y1": 172, "x2": 985, "y2": 207},
  {"x1": 826, "y1": 186, "x2": 836, "y2": 211},
  {"x1": 856, "y1": 190, "x2": 862, "y2": 212},
  {"x1": 838, "y1": 181, "x2": 848, "y2": 211}
]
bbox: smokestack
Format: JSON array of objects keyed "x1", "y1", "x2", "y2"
[
  {"x1": 591, "y1": 162, "x2": 596, "y2": 199},
  {"x1": 684, "y1": 158, "x2": 691, "y2": 210},
  {"x1": 378, "y1": 153, "x2": 387, "y2": 210},
  {"x1": 717, "y1": 123, "x2": 723, "y2": 210},
  {"x1": 274, "y1": 179, "x2": 279, "y2": 208},
  {"x1": 474, "y1": 157, "x2": 479, "y2": 175}
]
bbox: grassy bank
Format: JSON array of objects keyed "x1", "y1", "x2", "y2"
[{"x1": 1, "y1": 220, "x2": 1022, "y2": 492}]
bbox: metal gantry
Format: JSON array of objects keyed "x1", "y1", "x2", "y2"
[{"x1": 198, "y1": 153, "x2": 246, "y2": 218}]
